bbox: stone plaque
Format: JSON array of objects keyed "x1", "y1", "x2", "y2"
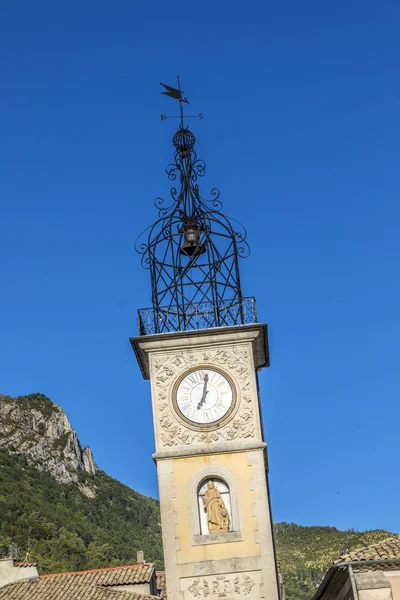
[{"x1": 181, "y1": 571, "x2": 262, "y2": 600}]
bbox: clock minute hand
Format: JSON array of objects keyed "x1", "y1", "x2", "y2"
[{"x1": 197, "y1": 373, "x2": 209, "y2": 410}]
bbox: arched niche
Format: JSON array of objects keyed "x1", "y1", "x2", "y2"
[{"x1": 188, "y1": 466, "x2": 243, "y2": 545}]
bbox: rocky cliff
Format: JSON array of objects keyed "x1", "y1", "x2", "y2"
[{"x1": 0, "y1": 393, "x2": 97, "y2": 494}]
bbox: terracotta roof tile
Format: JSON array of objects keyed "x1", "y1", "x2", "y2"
[
  {"x1": 0, "y1": 583, "x2": 156, "y2": 600},
  {"x1": 0, "y1": 564, "x2": 159, "y2": 600},
  {"x1": 334, "y1": 535, "x2": 400, "y2": 564},
  {"x1": 39, "y1": 563, "x2": 153, "y2": 583}
]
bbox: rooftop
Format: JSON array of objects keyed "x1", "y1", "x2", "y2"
[
  {"x1": 312, "y1": 535, "x2": 400, "y2": 600},
  {"x1": 0, "y1": 563, "x2": 159, "y2": 600},
  {"x1": 334, "y1": 535, "x2": 400, "y2": 564}
]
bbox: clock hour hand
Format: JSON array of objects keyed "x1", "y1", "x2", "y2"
[{"x1": 197, "y1": 373, "x2": 209, "y2": 410}]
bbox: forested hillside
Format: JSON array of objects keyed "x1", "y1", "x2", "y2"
[
  {"x1": 275, "y1": 522, "x2": 394, "y2": 599},
  {"x1": 0, "y1": 449, "x2": 164, "y2": 572}
]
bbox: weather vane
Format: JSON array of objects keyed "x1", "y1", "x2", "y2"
[{"x1": 160, "y1": 76, "x2": 203, "y2": 125}]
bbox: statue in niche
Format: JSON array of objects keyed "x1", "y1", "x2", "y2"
[{"x1": 202, "y1": 481, "x2": 230, "y2": 534}]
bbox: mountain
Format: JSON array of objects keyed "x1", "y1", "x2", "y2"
[
  {"x1": 0, "y1": 447, "x2": 164, "y2": 572},
  {"x1": 0, "y1": 394, "x2": 97, "y2": 495},
  {"x1": 0, "y1": 394, "x2": 395, "y2": 599},
  {"x1": 0, "y1": 393, "x2": 164, "y2": 572}
]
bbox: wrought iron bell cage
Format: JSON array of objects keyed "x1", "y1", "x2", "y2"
[{"x1": 135, "y1": 125, "x2": 256, "y2": 335}]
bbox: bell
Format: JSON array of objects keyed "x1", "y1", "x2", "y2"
[{"x1": 179, "y1": 228, "x2": 206, "y2": 257}]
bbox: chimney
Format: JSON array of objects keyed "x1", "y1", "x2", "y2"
[
  {"x1": 0, "y1": 558, "x2": 39, "y2": 588},
  {"x1": 137, "y1": 550, "x2": 144, "y2": 564}
]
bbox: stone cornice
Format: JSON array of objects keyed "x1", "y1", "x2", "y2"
[
  {"x1": 130, "y1": 323, "x2": 269, "y2": 380},
  {"x1": 153, "y1": 441, "x2": 267, "y2": 461}
]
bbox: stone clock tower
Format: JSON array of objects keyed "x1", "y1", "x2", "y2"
[{"x1": 130, "y1": 83, "x2": 281, "y2": 600}]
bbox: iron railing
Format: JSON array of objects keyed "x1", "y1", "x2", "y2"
[{"x1": 137, "y1": 296, "x2": 257, "y2": 335}]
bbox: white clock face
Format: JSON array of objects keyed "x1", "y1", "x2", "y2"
[{"x1": 176, "y1": 369, "x2": 233, "y2": 425}]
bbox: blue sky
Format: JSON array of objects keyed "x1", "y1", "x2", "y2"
[{"x1": 1, "y1": 0, "x2": 399, "y2": 533}]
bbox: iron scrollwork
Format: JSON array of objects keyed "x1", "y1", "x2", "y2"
[{"x1": 135, "y1": 125, "x2": 251, "y2": 335}]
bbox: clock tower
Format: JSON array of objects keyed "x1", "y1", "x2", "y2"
[{"x1": 130, "y1": 84, "x2": 281, "y2": 600}]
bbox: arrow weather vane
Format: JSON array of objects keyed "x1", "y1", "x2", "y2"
[{"x1": 160, "y1": 76, "x2": 203, "y2": 126}]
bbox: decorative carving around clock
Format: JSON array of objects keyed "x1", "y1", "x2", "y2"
[{"x1": 152, "y1": 346, "x2": 257, "y2": 448}]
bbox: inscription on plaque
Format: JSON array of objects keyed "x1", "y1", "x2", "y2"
[{"x1": 184, "y1": 573, "x2": 258, "y2": 599}]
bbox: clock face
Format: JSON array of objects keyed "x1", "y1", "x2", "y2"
[{"x1": 176, "y1": 369, "x2": 233, "y2": 425}]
